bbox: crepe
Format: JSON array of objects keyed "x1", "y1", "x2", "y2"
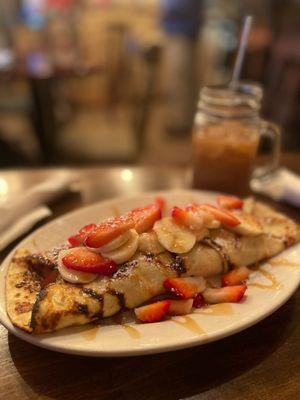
[
  {"x1": 5, "y1": 201, "x2": 300, "y2": 334},
  {"x1": 6, "y1": 250, "x2": 42, "y2": 333}
]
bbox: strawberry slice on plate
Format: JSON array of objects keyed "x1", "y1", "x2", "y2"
[
  {"x1": 203, "y1": 285, "x2": 247, "y2": 304},
  {"x1": 217, "y1": 195, "x2": 244, "y2": 210},
  {"x1": 129, "y1": 203, "x2": 161, "y2": 233},
  {"x1": 134, "y1": 300, "x2": 170, "y2": 323},
  {"x1": 163, "y1": 277, "x2": 206, "y2": 299},
  {"x1": 62, "y1": 247, "x2": 118, "y2": 275},
  {"x1": 85, "y1": 216, "x2": 133, "y2": 249},
  {"x1": 199, "y1": 204, "x2": 240, "y2": 227},
  {"x1": 168, "y1": 299, "x2": 193, "y2": 316},
  {"x1": 221, "y1": 266, "x2": 250, "y2": 287},
  {"x1": 68, "y1": 223, "x2": 97, "y2": 247}
]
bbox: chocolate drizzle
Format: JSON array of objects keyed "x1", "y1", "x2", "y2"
[
  {"x1": 75, "y1": 303, "x2": 89, "y2": 314},
  {"x1": 30, "y1": 288, "x2": 47, "y2": 330},
  {"x1": 202, "y1": 237, "x2": 232, "y2": 272},
  {"x1": 170, "y1": 253, "x2": 186, "y2": 275},
  {"x1": 108, "y1": 290, "x2": 126, "y2": 310},
  {"x1": 81, "y1": 288, "x2": 104, "y2": 319},
  {"x1": 113, "y1": 259, "x2": 139, "y2": 279},
  {"x1": 82, "y1": 288, "x2": 103, "y2": 302}
]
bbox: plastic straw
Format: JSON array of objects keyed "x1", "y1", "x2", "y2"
[{"x1": 230, "y1": 15, "x2": 253, "y2": 88}]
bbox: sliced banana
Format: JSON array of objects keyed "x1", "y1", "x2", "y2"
[
  {"x1": 206, "y1": 218, "x2": 221, "y2": 229},
  {"x1": 153, "y1": 217, "x2": 196, "y2": 254},
  {"x1": 194, "y1": 227, "x2": 209, "y2": 241},
  {"x1": 188, "y1": 208, "x2": 220, "y2": 230},
  {"x1": 96, "y1": 230, "x2": 131, "y2": 253},
  {"x1": 138, "y1": 231, "x2": 165, "y2": 255},
  {"x1": 231, "y1": 213, "x2": 263, "y2": 236},
  {"x1": 101, "y1": 229, "x2": 139, "y2": 264},
  {"x1": 57, "y1": 250, "x2": 98, "y2": 284},
  {"x1": 198, "y1": 209, "x2": 221, "y2": 229}
]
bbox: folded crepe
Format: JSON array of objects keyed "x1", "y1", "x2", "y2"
[{"x1": 6, "y1": 201, "x2": 300, "y2": 334}]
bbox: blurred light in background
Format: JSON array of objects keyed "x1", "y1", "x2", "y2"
[
  {"x1": 121, "y1": 169, "x2": 133, "y2": 182},
  {"x1": 0, "y1": 177, "x2": 9, "y2": 197}
]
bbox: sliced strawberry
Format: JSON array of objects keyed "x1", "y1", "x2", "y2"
[
  {"x1": 85, "y1": 216, "x2": 133, "y2": 248},
  {"x1": 168, "y1": 299, "x2": 193, "y2": 316},
  {"x1": 171, "y1": 205, "x2": 207, "y2": 231},
  {"x1": 185, "y1": 203, "x2": 198, "y2": 212},
  {"x1": 68, "y1": 235, "x2": 81, "y2": 247},
  {"x1": 193, "y1": 293, "x2": 205, "y2": 308},
  {"x1": 134, "y1": 300, "x2": 170, "y2": 323},
  {"x1": 221, "y1": 266, "x2": 250, "y2": 287},
  {"x1": 203, "y1": 285, "x2": 247, "y2": 304},
  {"x1": 199, "y1": 204, "x2": 240, "y2": 227},
  {"x1": 85, "y1": 203, "x2": 161, "y2": 248},
  {"x1": 171, "y1": 206, "x2": 189, "y2": 224},
  {"x1": 163, "y1": 277, "x2": 206, "y2": 299},
  {"x1": 68, "y1": 223, "x2": 97, "y2": 247},
  {"x1": 182, "y1": 204, "x2": 221, "y2": 229},
  {"x1": 155, "y1": 197, "x2": 166, "y2": 212},
  {"x1": 62, "y1": 247, "x2": 118, "y2": 275},
  {"x1": 217, "y1": 195, "x2": 244, "y2": 210},
  {"x1": 128, "y1": 203, "x2": 161, "y2": 233}
]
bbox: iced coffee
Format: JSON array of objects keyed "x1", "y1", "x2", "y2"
[{"x1": 193, "y1": 120, "x2": 259, "y2": 195}]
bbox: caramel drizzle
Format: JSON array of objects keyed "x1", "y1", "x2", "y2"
[
  {"x1": 268, "y1": 258, "x2": 300, "y2": 268},
  {"x1": 202, "y1": 237, "x2": 231, "y2": 273},
  {"x1": 111, "y1": 205, "x2": 121, "y2": 217},
  {"x1": 171, "y1": 316, "x2": 205, "y2": 335},
  {"x1": 81, "y1": 325, "x2": 99, "y2": 341},
  {"x1": 122, "y1": 325, "x2": 141, "y2": 339},
  {"x1": 112, "y1": 314, "x2": 141, "y2": 339},
  {"x1": 195, "y1": 303, "x2": 234, "y2": 316},
  {"x1": 249, "y1": 268, "x2": 281, "y2": 290}
]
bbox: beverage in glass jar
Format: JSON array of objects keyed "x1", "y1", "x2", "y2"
[{"x1": 192, "y1": 82, "x2": 280, "y2": 196}]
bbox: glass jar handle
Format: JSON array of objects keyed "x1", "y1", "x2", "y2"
[{"x1": 253, "y1": 120, "x2": 281, "y2": 178}]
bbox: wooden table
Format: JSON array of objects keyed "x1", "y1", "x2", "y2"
[{"x1": 0, "y1": 158, "x2": 299, "y2": 400}]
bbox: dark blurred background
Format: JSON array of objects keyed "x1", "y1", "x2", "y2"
[{"x1": 0, "y1": 0, "x2": 299, "y2": 167}]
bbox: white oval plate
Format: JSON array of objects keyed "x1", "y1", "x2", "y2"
[{"x1": 0, "y1": 190, "x2": 299, "y2": 357}]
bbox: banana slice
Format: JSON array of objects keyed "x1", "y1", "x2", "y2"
[
  {"x1": 194, "y1": 227, "x2": 209, "y2": 241},
  {"x1": 97, "y1": 230, "x2": 131, "y2": 253},
  {"x1": 101, "y1": 229, "x2": 139, "y2": 264},
  {"x1": 138, "y1": 231, "x2": 165, "y2": 255},
  {"x1": 57, "y1": 250, "x2": 98, "y2": 284},
  {"x1": 153, "y1": 217, "x2": 196, "y2": 254},
  {"x1": 231, "y1": 213, "x2": 263, "y2": 236},
  {"x1": 198, "y1": 209, "x2": 221, "y2": 229}
]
